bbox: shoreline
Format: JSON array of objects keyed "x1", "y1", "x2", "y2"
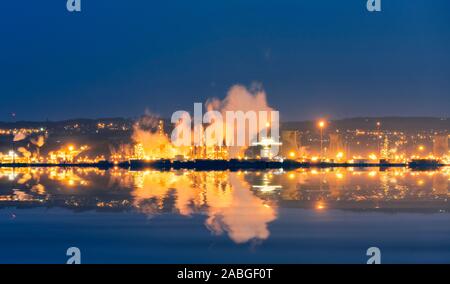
[{"x1": 0, "y1": 159, "x2": 446, "y2": 171}]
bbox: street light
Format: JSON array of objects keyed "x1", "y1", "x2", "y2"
[
  {"x1": 11, "y1": 112, "x2": 16, "y2": 164},
  {"x1": 318, "y1": 120, "x2": 326, "y2": 159},
  {"x1": 376, "y1": 121, "x2": 381, "y2": 155}
]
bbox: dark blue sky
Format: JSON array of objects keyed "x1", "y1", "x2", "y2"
[{"x1": 0, "y1": 0, "x2": 449, "y2": 121}]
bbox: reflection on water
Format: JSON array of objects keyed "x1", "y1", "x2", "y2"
[{"x1": 0, "y1": 167, "x2": 449, "y2": 244}]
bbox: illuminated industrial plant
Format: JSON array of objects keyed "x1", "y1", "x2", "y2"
[{"x1": 0, "y1": 117, "x2": 448, "y2": 167}]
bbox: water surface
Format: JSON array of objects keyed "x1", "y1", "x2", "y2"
[{"x1": 0, "y1": 167, "x2": 449, "y2": 263}]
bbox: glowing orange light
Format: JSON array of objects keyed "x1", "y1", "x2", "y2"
[
  {"x1": 368, "y1": 153, "x2": 378, "y2": 160},
  {"x1": 315, "y1": 202, "x2": 326, "y2": 210}
]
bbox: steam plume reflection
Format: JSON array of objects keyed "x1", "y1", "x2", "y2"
[{"x1": 0, "y1": 167, "x2": 449, "y2": 244}]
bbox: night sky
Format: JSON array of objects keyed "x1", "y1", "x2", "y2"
[{"x1": 1, "y1": 0, "x2": 449, "y2": 121}]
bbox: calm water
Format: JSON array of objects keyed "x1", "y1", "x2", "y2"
[{"x1": 0, "y1": 167, "x2": 449, "y2": 264}]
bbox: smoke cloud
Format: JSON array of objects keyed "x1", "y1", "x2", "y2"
[
  {"x1": 206, "y1": 84, "x2": 275, "y2": 158},
  {"x1": 13, "y1": 132, "x2": 27, "y2": 142},
  {"x1": 132, "y1": 113, "x2": 181, "y2": 159},
  {"x1": 31, "y1": 136, "x2": 45, "y2": 148}
]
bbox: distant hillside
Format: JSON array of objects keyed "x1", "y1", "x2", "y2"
[
  {"x1": 282, "y1": 117, "x2": 450, "y2": 132},
  {"x1": 0, "y1": 118, "x2": 134, "y2": 129},
  {"x1": 0, "y1": 117, "x2": 449, "y2": 132}
]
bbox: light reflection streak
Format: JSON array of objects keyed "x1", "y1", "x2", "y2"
[{"x1": 0, "y1": 167, "x2": 448, "y2": 244}]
